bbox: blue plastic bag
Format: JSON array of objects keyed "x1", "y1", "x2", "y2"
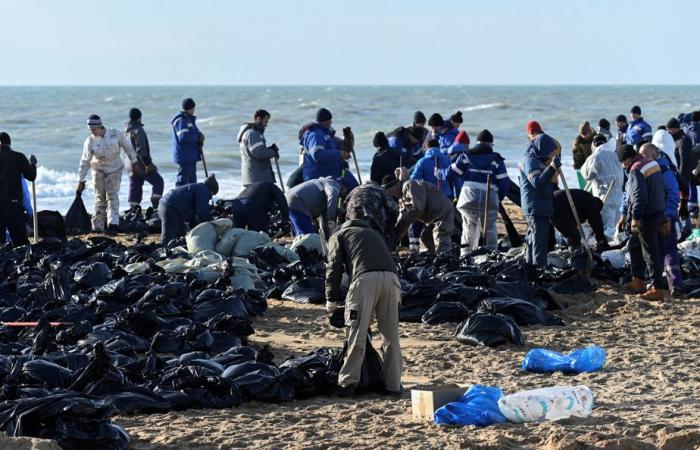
[
  {"x1": 522, "y1": 345, "x2": 606, "y2": 374},
  {"x1": 434, "y1": 384, "x2": 508, "y2": 426}
]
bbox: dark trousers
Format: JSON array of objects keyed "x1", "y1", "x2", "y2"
[
  {"x1": 629, "y1": 217, "x2": 664, "y2": 289},
  {"x1": 659, "y1": 219, "x2": 682, "y2": 289},
  {"x1": 526, "y1": 215, "x2": 551, "y2": 267},
  {"x1": 231, "y1": 199, "x2": 270, "y2": 233},
  {"x1": 158, "y1": 202, "x2": 186, "y2": 244},
  {"x1": 176, "y1": 162, "x2": 197, "y2": 186},
  {"x1": 129, "y1": 172, "x2": 165, "y2": 204},
  {"x1": 0, "y1": 204, "x2": 30, "y2": 247}
]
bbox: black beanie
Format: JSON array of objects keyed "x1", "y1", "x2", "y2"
[
  {"x1": 0, "y1": 132, "x2": 10, "y2": 146},
  {"x1": 204, "y1": 174, "x2": 219, "y2": 195},
  {"x1": 413, "y1": 111, "x2": 426, "y2": 125},
  {"x1": 593, "y1": 134, "x2": 607, "y2": 146},
  {"x1": 428, "y1": 113, "x2": 444, "y2": 127},
  {"x1": 630, "y1": 105, "x2": 641, "y2": 115},
  {"x1": 598, "y1": 118, "x2": 610, "y2": 129},
  {"x1": 182, "y1": 98, "x2": 195, "y2": 111},
  {"x1": 316, "y1": 108, "x2": 332, "y2": 123},
  {"x1": 667, "y1": 118, "x2": 681, "y2": 129},
  {"x1": 476, "y1": 129, "x2": 493, "y2": 143},
  {"x1": 616, "y1": 114, "x2": 627, "y2": 123},
  {"x1": 450, "y1": 111, "x2": 463, "y2": 124},
  {"x1": 692, "y1": 111, "x2": 700, "y2": 122},
  {"x1": 617, "y1": 144, "x2": 637, "y2": 161},
  {"x1": 373, "y1": 131, "x2": 389, "y2": 149},
  {"x1": 129, "y1": 108, "x2": 142, "y2": 121}
]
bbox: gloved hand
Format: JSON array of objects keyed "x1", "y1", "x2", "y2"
[
  {"x1": 616, "y1": 216, "x2": 626, "y2": 233},
  {"x1": 271, "y1": 143, "x2": 280, "y2": 159},
  {"x1": 631, "y1": 219, "x2": 640, "y2": 234},
  {"x1": 325, "y1": 301, "x2": 339, "y2": 313},
  {"x1": 659, "y1": 220, "x2": 671, "y2": 238},
  {"x1": 593, "y1": 240, "x2": 610, "y2": 253},
  {"x1": 550, "y1": 156, "x2": 562, "y2": 170},
  {"x1": 679, "y1": 198, "x2": 689, "y2": 218},
  {"x1": 145, "y1": 164, "x2": 157, "y2": 175},
  {"x1": 340, "y1": 150, "x2": 351, "y2": 160},
  {"x1": 30, "y1": 154, "x2": 37, "y2": 166},
  {"x1": 76, "y1": 181, "x2": 86, "y2": 194}
]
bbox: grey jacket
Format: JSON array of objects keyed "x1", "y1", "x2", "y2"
[
  {"x1": 285, "y1": 178, "x2": 340, "y2": 222},
  {"x1": 237, "y1": 123, "x2": 275, "y2": 185}
]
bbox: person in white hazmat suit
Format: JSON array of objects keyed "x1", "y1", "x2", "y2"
[
  {"x1": 580, "y1": 133, "x2": 624, "y2": 238},
  {"x1": 77, "y1": 114, "x2": 138, "y2": 233},
  {"x1": 651, "y1": 128, "x2": 677, "y2": 164}
]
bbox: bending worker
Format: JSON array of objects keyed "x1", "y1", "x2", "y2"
[
  {"x1": 285, "y1": 177, "x2": 342, "y2": 236},
  {"x1": 551, "y1": 188, "x2": 609, "y2": 252},
  {"x1": 325, "y1": 218, "x2": 402, "y2": 397},
  {"x1": 158, "y1": 174, "x2": 219, "y2": 243},
  {"x1": 230, "y1": 181, "x2": 288, "y2": 234}
]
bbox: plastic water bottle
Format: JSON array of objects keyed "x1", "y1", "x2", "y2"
[{"x1": 497, "y1": 385, "x2": 594, "y2": 423}]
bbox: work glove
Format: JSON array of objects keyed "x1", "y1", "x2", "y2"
[
  {"x1": 145, "y1": 164, "x2": 157, "y2": 175},
  {"x1": 659, "y1": 220, "x2": 671, "y2": 238},
  {"x1": 271, "y1": 143, "x2": 280, "y2": 159},
  {"x1": 550, "y1": 156, "x2": 562, "y2": 170},
  {"x1": 325, "y1": 301, "x2": 339, "y2": 313},
  {"x1": 29, "y1": 154, "x2": 37, "y2": 166},
  {"x1": 630, "y1": 219, "x2": 640, "y2": 234},
  {"x1": 616, "y1": 216, "x2": 626, "y2": 233},
  {"x1": 679, "y1": 198, "x2": 689, "y2": 218},
  {"x1": 76, "y1": 181, "x2": 86, "y2": 194}
]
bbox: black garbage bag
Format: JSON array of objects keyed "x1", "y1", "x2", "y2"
[
  {"x1": 192, "y1": 295, "x2": 248, "y2": 322},
  {"x1": 333, "y1": 336, "x2": 385, "y2": 395},
  {"x1": 20, "y1": 359, "x2": 73, "y2": 389},
  {"x1": 281, "y1": 277, "x2": 325, "y2": 304},
  {"x1": 0, "y1": 392, "x2": 129, "y2": 450},
  {"x1": 435, "y1": 285, "x2": 489, "y2": 308},
  {"x1": 421, "y1": 302, "x2": 473, "y2": 325},
  {"x1": 227, "y1": 367, "x2": 295, "y2": 403},
  {"x1": 205, "y1": 313, "x2": 255, "y2": 337},
  {"x1": 37, "y1": 210, "x2": 66, "y2": 240},
  {"x1": 477, "y1": 298, "x2": 564, "y2": 326},
  {"x1": 329, "y1": 307, "x2": 345, "y2": 328},
  {"x1": 74, "y1": 262, "x2": 113, "y2": 288},
  {"x1": 545, "y1": 273, "x2": 597, "y2": 295},
  {"x1": 280, "y1": 347, "x2": 340, "y2": 399},
  {"x1": 42, "y1": 262, "x2": 73, "y2": 304},
  {"x1": 31, "y1": 317, "x2": 57, "y2": 355},
  {"x1": 64, "y1": 194, "x2": 92, "y2": 235},
  {"x1": 102, "y1": 386, "x2": 171, "y2": 415},
  {"x1": 161, "y1": 366, "x2": 243, "y2": 409},
  {"x1": 70, "y1": 343, "x2": 130, "y2": 395},
  {"x1": 489, "y1": 281, "x2": 561, "y2": 310},
  {"x1": 455, "y1": 313, "x2": 525, "y2": 347}
]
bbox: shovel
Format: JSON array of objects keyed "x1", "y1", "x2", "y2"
[
  {"x1": 558, "y1": 168, "x2": 593, "y2": 277},
  {"x1": 31, "y1": 179, "x2": 39, "y2": 244}
]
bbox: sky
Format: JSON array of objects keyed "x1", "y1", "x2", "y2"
[{"x1": 2, "y1": 0, "x2": 699, "y2": 85}]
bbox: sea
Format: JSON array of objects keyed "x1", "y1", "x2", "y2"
[{"x1": 1, "y1": 85, "x2": 698, "y2": 213}]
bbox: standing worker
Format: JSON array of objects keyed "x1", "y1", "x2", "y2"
[
  {"x1": 237, "y1": 109, "x2": 280, "y2": 186},
  {"x1": 626, "y1": 106, "x2": 652, "y2": 148},
  {"x1": 572, "y1": 121, "x2": 594, "y2": 188},
  {"x1": 158, "y1": 174, "x2": 219, "y2": 243},
  {"x1": 300, "y1": 108, "x2": 356, "y2": 185},
  {"x1": 325, "y1": 219, "x2": 402, "y2": 397},
  {"x1": 0, "y1": 132, "x2": 37, "y2": 247},
  {"x1": 229, "y1": 181, "x2": 288, "y2": 234},
  {"x1": 518, "y1": 121, "x2": 561, "y2": 267},
  {"x1": 77, "y1": 115, "x2": 138, "y2": 233},
  {"x1": 125, "y1": 108, "x2": 164, "y2": 210},
  {"x1": 172, "y1": 98, "x2": 204, "y2": 186}
]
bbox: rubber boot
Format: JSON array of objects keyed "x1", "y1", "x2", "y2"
[{"x1": 624, "y1": 277, "x2": 646, "y2": 294}]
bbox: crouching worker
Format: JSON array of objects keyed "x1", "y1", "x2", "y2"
[
  {"x1": 343, "y1": 176, "x2": 399, "y2": 243},
  {"x1": 551, "y1": 188, "x2": 609, "y2": 252},
  {"x1": 325, "y1": 219, "x2": 402, "y2": 396},
  {"x1": 158, "y1": 174, "x2": 218, "y2": 243},
  {"x1": 230, "y1": 181, "x2": 289, "y2": 234},
  {"x1": 285, "y1": 177, "x2": 342, "y2": 237},
  {"x1": 77, "y1": 114, "x2": 138, "y2": 233},
  {"x1": 394, "y1": 168, "x2": 454, "y2": 254}
]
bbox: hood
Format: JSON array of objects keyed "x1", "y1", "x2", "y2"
[
  {"x1": 467, "y1": 143, "x2": 494, "y2": 156},
  {"x1": 593, "y1": 139, "x2": 616, "y2": 154},
  {"x1": 425, "y1": 147, "x2": 442, "y2": 158},
  {"x1": 237, "y1": 123, "x2": 253, "y2": 143},
  {"x1": 652, "y1": 129, "x2": 675, "y2": 155},
  {"x1": 171, "y1": 111, "x2": 195, "y2": 125},
  {"x1": 527, "y1": 134, "x2": 558, "y2": 160},
  {"x1": 656, "y1": 156, "x2": 670, "y2": 170}
]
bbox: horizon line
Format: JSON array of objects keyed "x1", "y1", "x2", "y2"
[{"x1": 2, "y1": 83, "x2": 700, "y2": 88}]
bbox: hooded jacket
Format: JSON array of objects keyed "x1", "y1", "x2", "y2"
[
  {"x1": 396, "y1": 179, "x2": 454, "y2": 235},
  {"x1": 624, "y1": 155, "x2": 665, "y2": 221},
  {"x1": 580, "y1": 139, "x2": 624, "y2": 202},
  {"x1": 687, "y1": 121, "x2": 700, "y2": 146},
  {"x1": 285, "y1": 178, "x2": 340, "y2": 222},
  {"x1": 387, "y1": 127, "x2": 421, "y2": 161},
  {"x1": 652, "y1": 129, "x2": 676, "y2": 158},
  {"x1": 518, "y1": 134, "x2": 559, "y2": 217},
  {"x1": 442, "y1": 143, "x2": 510, "y2": 200},
  {"x1": 238, "y1": 123, "x2": 275, "y2": 185},
  {"x1": 237, "y1": 181, "x2": 288, "y2": 218},
  {"x1": 78, "y1": 128, "x2": 137, "y2": 181},
  {"x1": 124, "y1": 120, "x2": 153, "y2": 167},
  {"x1": 161, "y1": 183, "x2": 212, "y2": 223},
  {"x1": 171, "y1": 112, "x2": 201, "y2": 165},
  {"x1": 300, "y1": 124, "x2": 342, "y2": 180},
  {"x1": 626, "y1": 118, "x2": 652, "y2": 147},
  {"x1": 572, "y1": 124, "x2": 594, "y2": 169},
  {"x1": 411, "y1": 147, "x2": 453, "y2": 198},
  {"x1": 370, "y1": 146, "x2": 402, "y2": 184},
  {"x1": 438, "y1": 123, "x2": 459, "y2": 152}
]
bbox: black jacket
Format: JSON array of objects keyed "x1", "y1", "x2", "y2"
[
  {"x1": 237, "y1": 181, "x2": 289, "y2": 217},
  {"x1": 552, "y1": 189, "x2": 605, "y2": 243},
  {"x1": 0, "y1": 145, "x2": 36, "y2": 208},
  {"x1": 125, "y1": 120, "x2": 153, "y2": 166},
  {"x1": 370, "y1": 147, "x2": 401, "y2": 184}
]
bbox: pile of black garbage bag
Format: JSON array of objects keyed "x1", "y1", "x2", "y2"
[{"x1": 0, "y1": 236, "x2": 383, "y2": 449}]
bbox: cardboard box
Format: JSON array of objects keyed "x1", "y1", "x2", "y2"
[{"x1": 411, "y1": 384, "x2": 468, "y2": 421}]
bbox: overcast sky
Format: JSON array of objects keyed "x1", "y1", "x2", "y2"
[{"x1": 2, "y1": 0, "x2": 698, "y2": 85}]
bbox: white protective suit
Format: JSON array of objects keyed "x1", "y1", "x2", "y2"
[
  {"x1": 652, "y1": 129, "x2": 676, "y2": 161},
  {"x1": 580, "y1": 138, "x2": 624, "y2": 238},
  {"x1": 78, "y1": 128, "x2": 137, "y2": 230}
]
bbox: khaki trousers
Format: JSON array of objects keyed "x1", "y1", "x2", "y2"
[
  {"x1": 92, "y1": 169, "x2": 122, "y2": 231},
  {"x1": 338, "y1": 271, "x2": 402, "y2": 392}
]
